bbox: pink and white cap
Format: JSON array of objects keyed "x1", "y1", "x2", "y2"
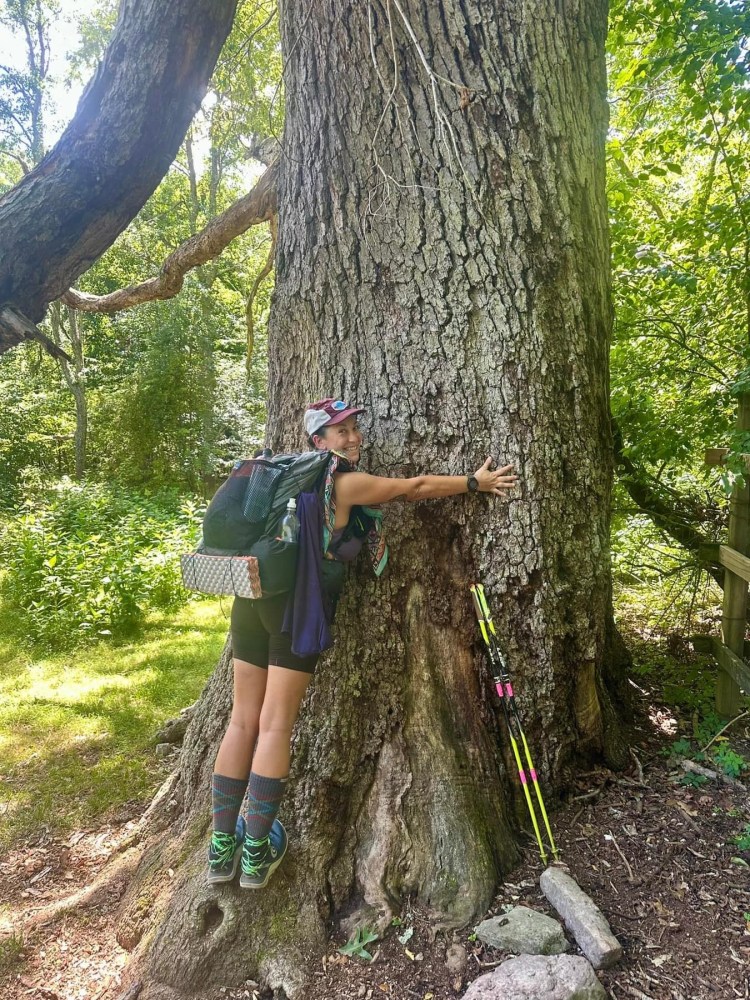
[{"x1": 304, "y1": 397, "x2": 365, "y2": 436}]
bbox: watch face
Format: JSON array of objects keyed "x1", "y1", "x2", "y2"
[{"x1": 468, "y1": 475, "x2": 479, "y2": 493}]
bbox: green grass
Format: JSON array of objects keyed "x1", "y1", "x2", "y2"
[
  {"x1": 0, "y1": 598, "x2": 229, "y2": 850},
  {"x1": 0, "y1": 931, "x2": 24, "y2": 976}
]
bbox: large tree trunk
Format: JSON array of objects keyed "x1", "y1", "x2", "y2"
[
  {"x1": 0, "y1": 0, "x2": 237, "y2": 353},
  {"x1": 114, "y1": 2, "x2": 621, "y2": 997}
]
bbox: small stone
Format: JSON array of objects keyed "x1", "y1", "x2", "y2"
[
  {"x1": 445, "y1": 942, "x2": 468, "y2": 978},
  {"x1": 357, "y1": 986, "x2": 367, "y2": 998},
  {"x1": 475, "y1": 906, "x2": 570, "y2": 956},
  {"x1": 462, "y1": 954, "x2": 606, "y2": 1000},
  {"x1": 155, "y1": 742, "x2": 173, "y2": 758},
  {"x1": 540, "y1": 868, "x2": 623, "y2": 969}
]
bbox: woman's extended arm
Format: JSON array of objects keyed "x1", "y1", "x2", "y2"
[{"x1": 334, "y1": 457, "x2": 518, "y2": 507}]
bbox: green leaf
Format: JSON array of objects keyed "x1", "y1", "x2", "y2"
[{"x1": 338, "y1": 927, "x2": 379, "y2": 962}]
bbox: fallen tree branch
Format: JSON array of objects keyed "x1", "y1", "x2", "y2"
[
  {"x1": 680, "y1": 758, "x2": 746, "y2": 790},
  {"x1": 62, "y1": 160, "x2": 278, "y2": 315},
  {"x1": 629, "y1": 747, "x2": 645, "y2": 784},
  {"x1": 607, "y1": 828, "x2": 634, "y2": 882},
  {"x1": 612, "y1": 416, "x2": 723, "y2": 590},
  {"x1": 700, "y1": 709, "x2": 749, "y2": 753},
  {"x1": 0, "y1": 304, "x2": 72, "y2": 361}
]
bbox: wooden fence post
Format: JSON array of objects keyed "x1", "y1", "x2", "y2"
[{"x1": 717, "y1": 393, "x2": 750, "y2": 717}]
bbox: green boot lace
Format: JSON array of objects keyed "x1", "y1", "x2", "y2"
[
  {"x1": 209, "y1": 830, "x2": 238, "y2": 870},
  {"x1": 241, "y1": 834, "x2": 270, "y2": 876}
]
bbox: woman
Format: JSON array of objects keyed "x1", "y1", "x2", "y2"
[{"x1": 208, "y1": 397, "x2": 518, "y2": 888}]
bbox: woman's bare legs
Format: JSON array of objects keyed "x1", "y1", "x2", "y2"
[
  {"x1": 209, "y1": 660, "x2": 270, "y2": 879},
  {"x1": 209, "y1": 660, "x2": 311, "y2": 882},
  {"x1": 250, "y1": 664, "x2": 312, "y2": 778},
  {"x1": 237, "y1": 665, "x2": 312, "y2": 885},
  {"x1": 214, "y1": 659, "x2": 269, "y2": 779}
]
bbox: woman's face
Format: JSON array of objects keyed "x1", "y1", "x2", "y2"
[{"x1": 314, "y1": 415, "x2": 363, "y2": 463}]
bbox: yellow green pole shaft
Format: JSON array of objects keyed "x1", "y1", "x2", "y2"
[
  {"x1": 508, "y1": 732, "x2": 548, "y2": 864},
  {"x1": 518, "y1": 730, "x2": 559, "y2": 861},
  {"x1": 471, "y1": 583, "x2": 559, "y2": 863}
]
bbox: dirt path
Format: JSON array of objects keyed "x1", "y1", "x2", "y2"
[{"x1": 2, "y1": 698, "x2": 749, "y2": 1000}]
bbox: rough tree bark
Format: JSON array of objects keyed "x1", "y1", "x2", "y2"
[
  {"x1": 113, "y1": 2, "x2": 623, "y2": 998},
  {"x1": 0, "y1": 0, "x2": 237, "y2": 352}
]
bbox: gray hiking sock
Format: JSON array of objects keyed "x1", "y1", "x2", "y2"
[
  {"x1": 211, "y1": 773, "x2": 249, "y2": 834},
  {"x1": 243, "y1": 772, "x2": 288, "y2": 842}
]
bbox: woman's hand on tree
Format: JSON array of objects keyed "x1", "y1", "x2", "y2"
[{"x1": 474, "y1": 457, "x2": 518, "y2": 495}]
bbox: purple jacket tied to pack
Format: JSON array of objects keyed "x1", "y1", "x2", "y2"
[{"x1": 282, "y1": 491, "x2": 333, "y2": 657}]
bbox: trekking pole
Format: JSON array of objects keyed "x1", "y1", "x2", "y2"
[{"x1": 470, "y1": 583, "x2": 559, "y2": 863}]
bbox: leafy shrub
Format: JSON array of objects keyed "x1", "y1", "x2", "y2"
[
  {"x1": 0, "y1": 478, "x2": 203, "y2": 648},
  {"x1": 665, "y1": 737, "x2": 693, "y2": 759},
  {"x1": 712, "y1": 745, "x2": 747, "y2": 780},
  {"x1": 678, "y1": 772, "x2": 708, "y2": 789}
]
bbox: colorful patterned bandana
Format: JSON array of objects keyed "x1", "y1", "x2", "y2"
[{"x1": 322, "y1": 453, "x2": 388, "y2": 576}]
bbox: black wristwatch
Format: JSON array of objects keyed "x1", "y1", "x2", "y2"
[{"x1": 467, "y1": 475, "x2": 479, "y2": 493}]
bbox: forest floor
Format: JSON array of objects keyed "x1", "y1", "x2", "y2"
[{"x1": 1, "y1": 620, "x2": 749, "y2": 1000}]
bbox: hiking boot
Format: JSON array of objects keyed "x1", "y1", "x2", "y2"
[
  {"x1": 240, "y1": 819, "x2": 287, "y2": 889},
  {"x1": 207, "y1": 816, "x2": 245, "y2": 884}
]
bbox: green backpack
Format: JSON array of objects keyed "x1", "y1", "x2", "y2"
[
  {"x1": 202, "y1": 449, "x2": 330, "y2": 553},
  {"x1": 198, "y1": 449, "x2": 332, "y2": 596}
]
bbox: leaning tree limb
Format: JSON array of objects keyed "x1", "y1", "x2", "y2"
[
  {"x1": 0, "y1": 0, "x2": 238, "y2": 354},
  {"x1": 613, "y1": 417, "x2": 725, "y2": 589},
  {"x1": 63, "y1": 161, "x2": 278, "y2": 315}
]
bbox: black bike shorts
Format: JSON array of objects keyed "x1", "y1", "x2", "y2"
[{"x1": 230, "y1": 593, "x2": 319, "y2": 674}]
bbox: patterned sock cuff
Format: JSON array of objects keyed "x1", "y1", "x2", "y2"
[
  {"x1": 243, "y1": 772, "x2": 288, "y2": 841},
  {"x1": 211, "y1": 773, "x2": 249, "y2": 834}
]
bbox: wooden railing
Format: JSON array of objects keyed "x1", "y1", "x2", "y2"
[{"x1": 702, "y1": 394, "x2": 750, "y2": 716}]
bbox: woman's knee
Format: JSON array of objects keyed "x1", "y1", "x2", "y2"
[
  {"x1": 228, "y1": 703, "x2": 262, "y2": 734},
  {"x1": 257, "y1": 704, "x2": 298, "y2": 739},
  {"x1": 259, "y1": 664, "x2": 311, "y2": 732}
]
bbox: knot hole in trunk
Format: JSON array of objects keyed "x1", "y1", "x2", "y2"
[{"x1": 197, "y1": 898, "x2": 226, "y2": 936}]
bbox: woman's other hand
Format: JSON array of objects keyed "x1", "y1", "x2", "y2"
[{"x1": 474, "y1": 457, "x2": 518, "y2": 495}]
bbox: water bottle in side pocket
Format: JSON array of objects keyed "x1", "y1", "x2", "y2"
[{"x1": 278, "y1": 498, "x2": 300, "y2": 543}]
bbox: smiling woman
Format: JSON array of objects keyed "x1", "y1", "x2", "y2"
[{"x1": 207, "y1": 395, "x2": 518, "y2": 889}]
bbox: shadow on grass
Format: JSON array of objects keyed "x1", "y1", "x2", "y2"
[{"x1": 0, "y1": 599, "x2": 229, "y2": 849}]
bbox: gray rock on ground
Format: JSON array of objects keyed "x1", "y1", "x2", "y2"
[
  {"x1": 445, "y1": 942, "x2": 468, "y2": 977},
  {"x1": 475, "y1": 905, "x2": 570, "y2": 956},
  {"x1": 540, "y1": 867, "x2": 623, "y2": 969},
  {"x1": 462, "y1": 954, "x2": 606, "y2": 1000}
]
